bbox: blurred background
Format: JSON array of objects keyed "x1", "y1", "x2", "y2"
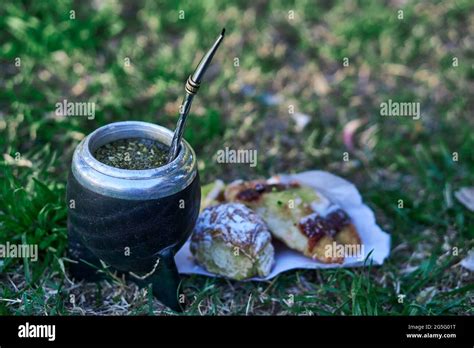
[{"x1": 0, "y1": 0, "x2": 472, "y2": 315}]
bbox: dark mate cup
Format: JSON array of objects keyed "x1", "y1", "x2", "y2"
[{"x1": 67, "y1": 121, "x2": 200, "y2": 311}]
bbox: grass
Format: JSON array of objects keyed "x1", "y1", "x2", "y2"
[{"x1": 0, "y1": 0, "x2": 473, "y2": 315}]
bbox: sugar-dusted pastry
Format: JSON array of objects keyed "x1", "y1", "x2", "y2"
[
  {"x1": 225, "y1": 179, "x2": 361, "y2": 263},
  {"x1": 190, "y1": 203, "x2": 274, "y2": 280}
]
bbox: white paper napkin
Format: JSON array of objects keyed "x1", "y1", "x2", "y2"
[{"x1": 175, "y1": 170, "x2": 391, "y2": 280}]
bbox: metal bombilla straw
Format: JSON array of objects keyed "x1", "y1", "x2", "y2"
[{"x1": 167, "y1": 28, "x2": 226, "y2": 163}]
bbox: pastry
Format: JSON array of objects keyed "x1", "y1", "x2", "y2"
[
  {"x1": 224, "y1": 179, "x2": 362, "y2": 263},
  {"x1": 190, "y1": 202, "x2": 274, "y2": 280}
]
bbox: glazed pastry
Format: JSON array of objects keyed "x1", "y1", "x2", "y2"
[
  {"x1": 190, "y1": 203, "x2": 274, "y2": 280},
  {"x1": 224, "y1": 179, "x2": 361, "y2": 263}
]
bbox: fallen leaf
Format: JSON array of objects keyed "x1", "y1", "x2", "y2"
[
  {"x1": 416, "y1": 286, "x2": 437, "y2": 304},
  {"x1": 454, "y1": 187, "x2": 474, "y2": 211},
  {"x1": 3, "y1": 153, "x2": 32, "y2": 167},
  {"x1": 291, "y1": 112, "x2": 311, "y2": 132},
  {"x1": 342, "y1": 118, "x2": 366, "y2": 151},
  {"x1": 460, "y1": 249, "x2": 474, "y2": 272}
]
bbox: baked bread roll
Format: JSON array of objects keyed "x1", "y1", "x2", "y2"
[
  {"x1": 190, "y1": 203, "x2": 274, "y2": 280},
  {"x1": 224, "y1": 179, "x2": 361, "y2": 263}
]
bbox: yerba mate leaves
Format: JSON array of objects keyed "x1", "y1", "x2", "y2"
[{"x1": 94, "y1": 138, "x2": 169, "y2": 170}]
